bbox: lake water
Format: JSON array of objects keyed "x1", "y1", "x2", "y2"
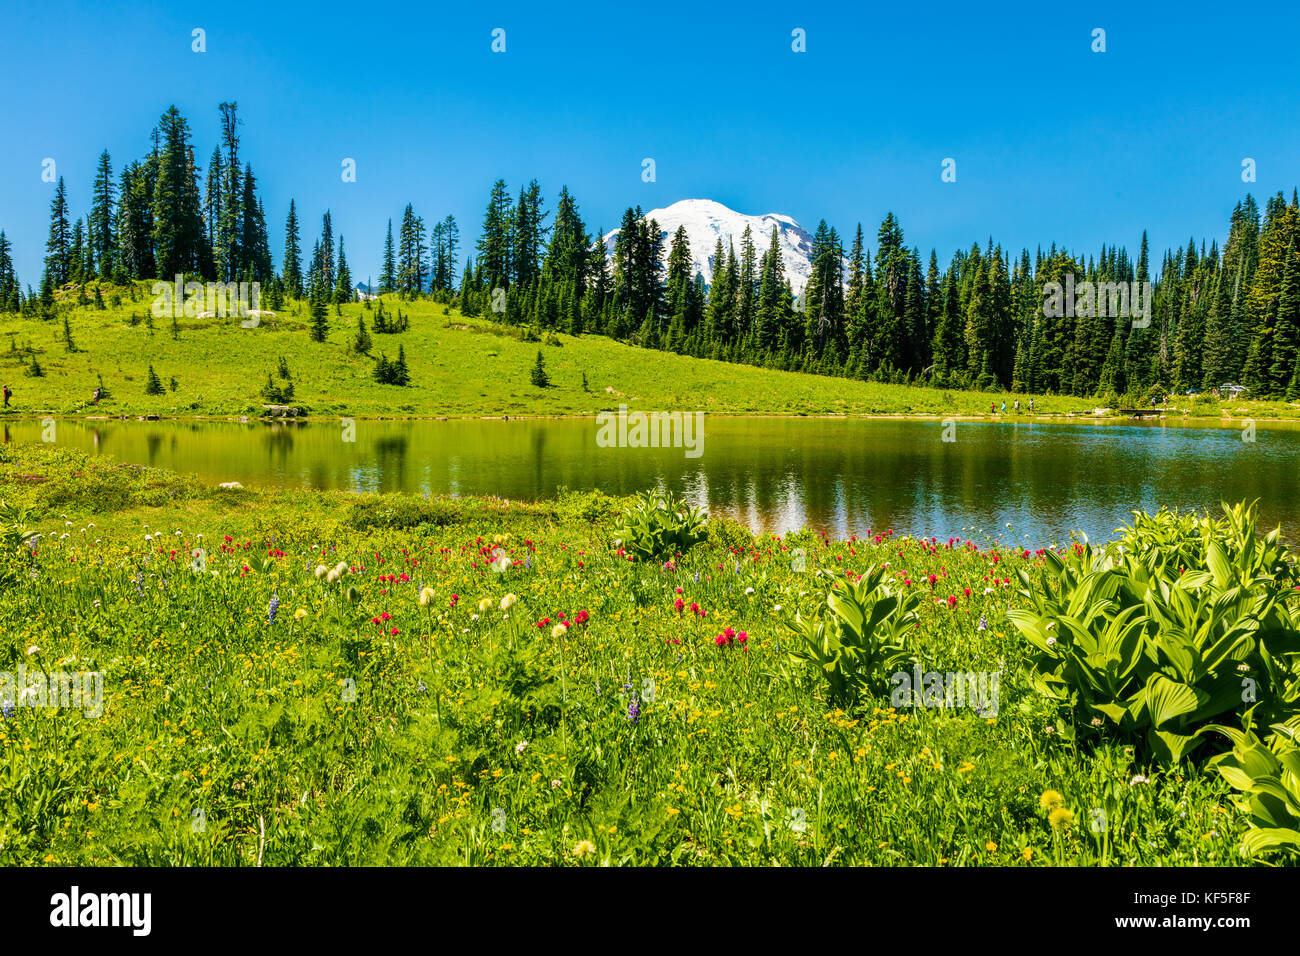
[{"x1": 6, "y1": 417, "x2": 1297, "y2": 547}]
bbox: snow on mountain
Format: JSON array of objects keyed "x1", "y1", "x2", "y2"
[{"x1": 600, "y1": 199, "x2": 823, "y2": 294}]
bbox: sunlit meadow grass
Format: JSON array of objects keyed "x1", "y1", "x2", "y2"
[
  {"x1": 0, "y1": 281, "x2": 1155, "y2": 420},
  {"x1": 0, "y1": 442, "x2": 1276, "y2": 866}
]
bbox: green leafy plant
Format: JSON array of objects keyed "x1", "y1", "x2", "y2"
[
  {"x1": 1009, "y1": 501, "x2": 1300, "y2": 762},
  {"x1": 1201, "y1": 712, "x2": 1300, "y2": 857},
  {"x1": 610, "y1": 490, "x2": 707, "y2": 561},
  {"x1": 783, "y1": 566, "x2": 918, "y2": 706},
  {"x1": 0, "y1": 499, "x2": 39, "y2": 552}
]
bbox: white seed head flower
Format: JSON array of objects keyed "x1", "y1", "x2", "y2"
[
  {"x1": 314, "y1": 565, "x2": 329, "y2": 579},
  {"x1": 26, "y1": 645, "x2": 39, "y2": 656},
  {"x1": 500, "y1": 593, "x2": 518, "y2": 611}
]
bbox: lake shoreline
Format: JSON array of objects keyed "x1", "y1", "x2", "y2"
[{"x1": 3, "y1": 409, "x2": 1300, "y2": 428}]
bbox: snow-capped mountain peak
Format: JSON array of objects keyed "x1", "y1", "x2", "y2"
[{"x1": 601, "y1": 199, "x2": 819, "y2": 293}]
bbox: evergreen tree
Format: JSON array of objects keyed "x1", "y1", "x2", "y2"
[
  {"x1": 282, "y1": 200, "x2": 303, "y2": 296},
  {"x1": 318, "y1": 211, "x2": 335, "y2": 292},
  {"x1": 396, "y1": 204, "x2": 426, "y2": 295},
  {"x1": 334, "y1": 236, "x2": 352, "y2": 303},
  {"x1": 215, "y1": 102, "x2": 243, "y2": 280},
  {"x1": 44, "y1": 176, "x2": 72, "y2": 287},
  {"x1": 379, "y1": 219, "x2": 397, "y2": 293},
  {"x1": 116, "y1": 158, "x2": 156, "y2": 280},
  {"x1": 0, "y1": 231, "x2": 19, "y2": 311},
  {"x1": 530, "y1": 349, "x2": 550, "y2": 387},
  {"x1": 240, "y1": 166, "x2": 273, "y2": 281},
  {"x1": 477, "y1": 180, "x2": 514, "y2": 290},
  {"x1": 393, "y1": 344, "x2": 410, "y2": 386},
  {"x1": 353, "y1": 313, "x2": 372, "y2": 354},
  {"x1": 512, "y1": 179, "x2": 546, "y2": 288},
  {"x1": 309, "y1": 289, "x2": 329, "y2": 342},
  {"x1": 145, "y1": 364, "x2": 165, "y2": 394},
  {"x1": 150, "y1": 106, "x2": 205, "y2": 277},
  {"x1": 1268, "y1": 239, "x2": 1300, "y2": 393},
  {"x1": 90, "y1": 150, "x2": 117, "y2": 279}
]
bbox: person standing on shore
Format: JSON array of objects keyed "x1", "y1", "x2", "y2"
[{"x1": 3, "y1": 384, "x2": 10, "y2": 407}]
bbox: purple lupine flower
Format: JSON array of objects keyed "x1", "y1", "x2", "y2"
[
  {"x1": 268, "y1": 594, "x2": 280, "y2": 624},
  {"x1": 627, "y1": 696, "x2": 640, "y2": 724}
]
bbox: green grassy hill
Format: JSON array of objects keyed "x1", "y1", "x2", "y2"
[{"x1": 1, "y1": 282, "x2": 1293, "y2": 421}]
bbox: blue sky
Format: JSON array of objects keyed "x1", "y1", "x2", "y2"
[{"x1": 1, "y1": 0, "x2": 1298, "y2": 286}]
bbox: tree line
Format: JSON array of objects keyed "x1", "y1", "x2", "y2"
[{"x1": 5, "y1": 101, "x2": 1300, "y2": 400}]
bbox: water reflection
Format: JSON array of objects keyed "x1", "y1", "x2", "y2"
[{"x1": 4, "y1": 416, "x2": 1298, "y2": 546}]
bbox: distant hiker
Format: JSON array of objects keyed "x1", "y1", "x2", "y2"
[
  {"x1": 92, "y1": 387, "x2": 100, "y2": 405},
  {"x1": 1014, "y1": 399, "x2": 1020, "y2": 413},
  {"x1": 1001, "y1": 400, "x2": 1006, "y2": 414},
  {"x1": 1029, "y1": 398, "x2": 1035, "y2": 413},
  {"x1": 990, "y1": 401, "x2": 995, "y2": 414},
  {"x1": 2, "y1": 384, "x2": 9, "y2": 407}
]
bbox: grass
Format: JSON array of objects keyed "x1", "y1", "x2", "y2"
[
  {"x1": 0, "y1": 441, "x2": 1289, "y2": 866},
  {"x1": 0, "y1": 281, "x2": 1259, "y2": 421}
]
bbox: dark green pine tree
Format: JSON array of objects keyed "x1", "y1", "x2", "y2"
[
  {"x1": 90, "y1": 150, "x2": 117, "y2": 280},
  {"x1": 353, "y1": 313, "x2": 372, "y2": 354},
  {"x1": 44, "y1": 176, "x2": 72, "y2": 287},
  {"x1": 530, "y1": 349, "x2": 550, "y2": 387},
  {"x1": 0, "y1": 231, "x2": 20, "y2": 311},
  {"x1": 1201, "y1": 266, "x2": 1238, "y2": 388},
  {"x1": 317, "y1": 211, "x2": 335, "y2": 293},
  {"x1": 282, "y1": 200, "x2": 303, "y2": 297},
  {"x1": 754, "y1": 226, "x2": 786, "y2": 353},
  {"x1": 512, "y1": 179, "x2": 545, "y2": 289},
  {"x1": 69, "y1": 218, "x2": 86, "y2": 283},
  {"x1": 334, "y1": 236, "x2": 352, "y2": 303},
  {"x1": 116, "y1": 159, "x2": 156, "y2": 280},
  {"x1": 150, "y1": 106, "x2": 205, "y2": 278},
  {"x1": 477, "y1": 180, "x2": 515, "y2": 291},
  {"x1": 309, "y1": 288, "x2": 329, "y2": 343},
  {"x1": 664, "y1": 225, "x2": 702, "y2": 352},
  {"x1": 240, "y1": 165, "x2": 273, "y2": 281},
  {"x1": 396, "y1": 204, "x2": 426, "y2": 295},
  {"x1": 379, "y1": 219, "x2": 397, "y2": 294},
  {"x1": 393, "y1": 344, "x2": 410, "y2": 386},
  {"x1": 1268, "y1": 239, "x2": 1300, "y2": 393},
  {"x1": 215, "y1": 102, "x2": 243, "y2": 280},
  {"x1": 204, "y1": 146, "x2": 224, "y2": 256},
  {"x1": 145, "y1": 364, "x2": 165, "y2": 395}
]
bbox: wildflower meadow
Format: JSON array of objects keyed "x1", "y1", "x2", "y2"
[{"x1": 1, "y1": 442, "x2": 1296, "y2": 867}]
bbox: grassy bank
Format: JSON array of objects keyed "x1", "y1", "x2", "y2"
[
  {"x1": 0, "y1": 441, "x2": 1296, "y2": 866},
  {"x1": 5, "y1": 282, "x2": 1296, "y2": 422}
]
